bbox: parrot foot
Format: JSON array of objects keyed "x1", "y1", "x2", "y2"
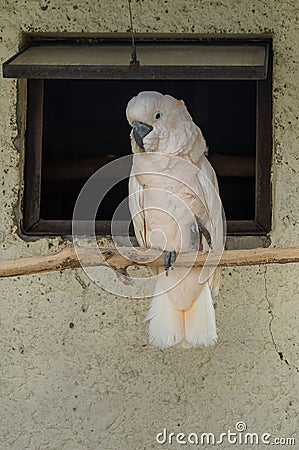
[
  {"x1": 191, "y1": 221, "x2": 213, "y2": 250},
  {"x1": 164, "y1": 250, "x2": 176, "y2": 276}
]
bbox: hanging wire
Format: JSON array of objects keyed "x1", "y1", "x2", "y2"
[{"x1": 128, "y1": 0, "x2": 140, "y2": 65}]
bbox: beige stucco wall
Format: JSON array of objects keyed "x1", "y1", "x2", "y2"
[{"x1": 0, "y1": 1, "x2": 298, "y2": 449}]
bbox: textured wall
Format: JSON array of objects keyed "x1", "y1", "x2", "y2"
[{"x1": 0, "y1": 1, "x2": 298, "y2": 449}]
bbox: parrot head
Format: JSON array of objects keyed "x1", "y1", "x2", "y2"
[{"x1": 126, "y1": 91, "x2": 206, "y2": 160}]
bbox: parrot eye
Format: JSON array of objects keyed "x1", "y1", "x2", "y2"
[{"x1": 154, "y1": 112, "x2": 161, "y2": 120}]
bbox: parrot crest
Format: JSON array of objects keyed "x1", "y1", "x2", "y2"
[{"x1": 126, "y1": 91, "x2": 207, "y2": 164}]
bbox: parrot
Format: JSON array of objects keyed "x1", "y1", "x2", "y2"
[{"x1": 126, "y1": 91, "x2": 225, "y2": 349}]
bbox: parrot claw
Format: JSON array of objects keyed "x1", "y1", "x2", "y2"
[
  {"x1": 164, "y1": 250, "x2": 176, "y2": 276},
  {"x1": 191, "y1": 221, "x2": 213, "y2": 250}
]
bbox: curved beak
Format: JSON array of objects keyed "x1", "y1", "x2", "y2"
[{"x1": 132, "y1": 121, "x2": 153, "y2": 150}]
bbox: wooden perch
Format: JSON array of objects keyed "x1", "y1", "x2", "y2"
[{"x1": 0, "y1": 246, "x2": 298, "y2": 278}]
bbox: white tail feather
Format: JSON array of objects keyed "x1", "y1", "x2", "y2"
[
  {"x1": 145, "y1": 281, "x2": 217, "y2": 349},
  {"x1": 145, "y1": 293, "x2": 184, "y2": 348},
  {"x1": 184, "y1": 282, "x2": 217, "y2": 347}
]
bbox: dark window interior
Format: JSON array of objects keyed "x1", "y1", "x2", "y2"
[{"x1": 40, "y1": 79, "x2": 256, "y2": 224}]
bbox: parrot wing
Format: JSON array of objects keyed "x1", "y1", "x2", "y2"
[
  {"x1": 197, "y1": 155, "x2": 224, "y2": 253},
  {"x1": 129, "y1": 174, "x2": 146, "y2": 247},
  {"x1": 128, "y1": 132, "x2": 147, "y2": 247},
  {"x1": 196, "y1": 155, "x2": 224, "y2": 297}
]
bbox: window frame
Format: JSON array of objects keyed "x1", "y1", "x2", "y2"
[{"x1": 18, "y1": 36, "x2": 272, "y2": 237}]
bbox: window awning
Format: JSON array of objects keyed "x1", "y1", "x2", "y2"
[{"x1": 3, "y1": 42, "x2": 269, "y2": 80}]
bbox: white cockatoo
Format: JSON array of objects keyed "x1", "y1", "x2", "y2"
[{"x1": 126, "y1": 91, "x2": 225, "y2": 348}]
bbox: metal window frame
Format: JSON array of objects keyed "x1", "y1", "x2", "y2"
[
  {"x1": 18, "y1": 37, "x2": 272, "y2": 237},
  {"x1": 4, "y1": 38, "x2": 269, "y2": 80}
]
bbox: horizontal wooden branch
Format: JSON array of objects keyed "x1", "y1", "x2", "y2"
[{"x1": 0, "y1": 246, "x2": 298, "y2": 278}]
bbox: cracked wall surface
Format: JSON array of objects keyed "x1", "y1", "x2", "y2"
[{"x1": 0, "y1": 1, "x2": 298, "y2": 449}]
